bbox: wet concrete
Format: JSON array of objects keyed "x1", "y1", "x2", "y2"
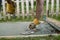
[{"x1": 0, "y1": 22, "x2": 57, "y2": 36}]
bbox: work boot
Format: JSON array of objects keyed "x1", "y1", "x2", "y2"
[{"x1": 33, "y1": 18, "x2": 40, "y2": 25}]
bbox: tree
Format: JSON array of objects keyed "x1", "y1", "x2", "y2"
[{"x1": 36, "y1": 0, "x2": 44, "y2": 20}]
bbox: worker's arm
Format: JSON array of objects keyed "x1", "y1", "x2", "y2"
[
  {"x1": 6, "y1": 0, "x2": 11, "y2": 4},
  {"x1": 28, "y1": 18, "x2": 40, "y2": 31},
  {"x1": 11, "y1": 1, "x2": 16, "y2": 7}
]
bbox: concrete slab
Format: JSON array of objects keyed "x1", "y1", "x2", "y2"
[{"x1": 0, "y1": 22, "x2": 57, "y2": 36}]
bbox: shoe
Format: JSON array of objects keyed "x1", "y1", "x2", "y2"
[{"x1": 33, "y1": 18, "x2": 40, "y2": 25}]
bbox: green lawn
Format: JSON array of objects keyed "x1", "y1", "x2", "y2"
[
  {"x1": 0, "y1": 36, "x2": 60, "y2": 40},
  {"x1": 0, "y1": 15, "x2": 45, "y2": 22},
  {"x1": 0, "y1": 16, "x2": 35, "y2": 22},
  {"x1": 49, "y1": 14, "x2": 60, "y2": 21}
]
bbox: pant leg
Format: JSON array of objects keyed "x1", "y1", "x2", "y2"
[
  {"x1": 13, "y1": 13, "x2": 16, "y2": 17},
  {"x1": 0, "y1": 6, "x2": 1, "y2": 11},
  {"x1": 6, "y1": 13, "x2": 11, "y2": 20},
  {"x1": 11, "y1": 13, "x2": 16, "y2": 18}
]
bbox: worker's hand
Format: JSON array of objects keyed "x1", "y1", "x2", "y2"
[
  {"x1": 29, "y1": 23, "x2": 36, "y2": 30},
  {"x1": 28, "y1": 18, "x2": 40, "y2": 31},
  {"x1": 29, "y1": 23, "x2": 37, "y2": 32},
  {"x1": 33, "y1": 18, "x2": 40, "y2": 25}
]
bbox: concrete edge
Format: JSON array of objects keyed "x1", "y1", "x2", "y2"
[
  {"x1": 0, "y1": 34, "x2": 60, "y2": 38},
  {"x1": 46, "y1": 20, "x2": 60, "y2": 31}
]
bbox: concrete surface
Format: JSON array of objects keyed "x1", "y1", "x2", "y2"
[{"x1": 0, "y1": 22, "x2": 57, "y2": 36}]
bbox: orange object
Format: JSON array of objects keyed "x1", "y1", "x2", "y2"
[{"x1": 33, "y1": 18, "x2": 40, "y2": 25}]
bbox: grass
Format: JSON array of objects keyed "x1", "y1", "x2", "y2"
[
  {"x1": 0, "y1": 15, "x2": 45, "y2": 22},
  {"x1": 0, "y1": 36, "x2": 60, "y2": 40},
  {"x1": 49, "y1": 14, "x2": 60, "y2": 21},
  {"x1": 0, "y1": 14, "x2": 46, "y2": 22},
  {"x1": 0, "y1": 16, "x2": 35, "y2": 22}
]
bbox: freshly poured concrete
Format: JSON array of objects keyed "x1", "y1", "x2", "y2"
[{"x1": 0, "y1": 22, "x2": 57, "y2": 36}]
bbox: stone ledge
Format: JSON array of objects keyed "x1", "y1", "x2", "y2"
[
  {"x1": 46, "y1": 17, "x2": 60, "y2": 31},
  {"x1": 46, "y1": 17, "x2": 60, "y2": 27}
]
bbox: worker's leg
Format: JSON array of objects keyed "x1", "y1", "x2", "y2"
[
  {"x1": 0, "y1": 0, "x2": 2, "y2": 11},
  {"x1": 12, "y1": 14, "x2": 16, "y2": 18},
  {"x1": 36, "y1": 0, "x2": 44, "y2": 20},
  {"x1": 33, "y1": 0, "x2": 44, "y2": 25},
  {"x1": 13, "y1": 13, "x2": 16, "y2": 18},
  {"x1": 0, "y1": 4, "x2": 2, "y2": 12},
  {"x1": 8, "y1": 14, "x2": 11, "y2": 20},
  {"x1": 10, "y1": 13, "x2": 16, "y2": 19},
  {"x1": 29, "y1": 0, "x2": 44, "y2": 31},
  {"x1": 6, "y1": 13, "x2": 11, "y2": 20},
  {"x1": 0, "y1": 6, "x2": 1, "y2": 11}
]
